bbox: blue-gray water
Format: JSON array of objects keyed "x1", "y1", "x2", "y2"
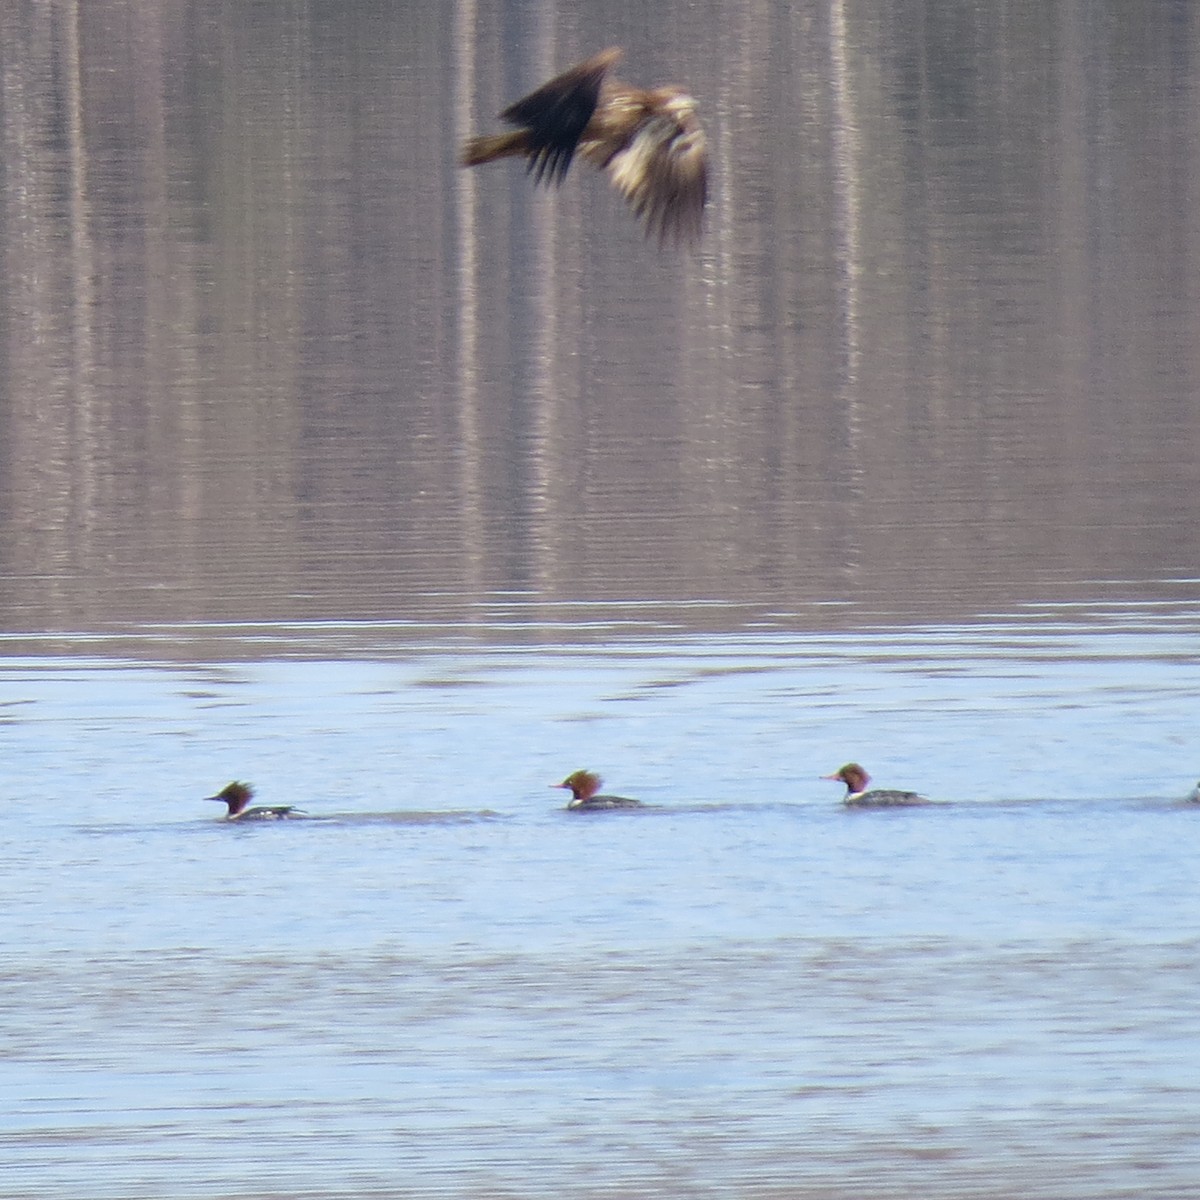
[
  {"x1": 5, "y1": 0, "x2": 1200, "y2": 1196},
  {"x1": 5, "y1": 602, "x2": 1200, "y2": 1198}
]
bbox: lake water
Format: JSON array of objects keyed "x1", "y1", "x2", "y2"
[
  {"x1": 4, "y1": 607, "x2": 1200, "y2": 1199},
  {"x1": 3, "y1": 2, "x2": 1200, "y2": 1198}
]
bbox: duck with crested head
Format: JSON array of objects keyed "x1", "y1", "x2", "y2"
[
  {"x1": 822, "y1": 763, "x2": 929, "y2": 807},
  {"x1": 204, "y1": 781, "x2": 302, "y2": 821},
  {"x1": 554, "y1": 769, "x2": 643, "y2": 811}
]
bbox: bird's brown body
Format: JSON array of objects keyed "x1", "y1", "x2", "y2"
[{"x1": 461, "y1": 48, "x2": 708, "y2": 246}]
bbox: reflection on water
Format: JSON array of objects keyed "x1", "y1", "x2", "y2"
[{"x1": 1, "y1": 2, "x2": 1199, "y2": 632}]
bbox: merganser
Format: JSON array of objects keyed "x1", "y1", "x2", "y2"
[
  {"x1": 822, "y1": 763, "x2": 930, "y2": 807},
  {"x1": 204, "y1": 781, "x2": 301, "y2": 820},
  {"x1": 553, "y1": 769, "x2": 643, "y2": 811}
]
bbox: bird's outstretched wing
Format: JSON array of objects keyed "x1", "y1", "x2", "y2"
[
  {"x1": 500, "y1": 47, "x2": 623, "y2": 185},
  {"x1": 603, "y1": 97, "x2": 708, "y2": 246},
  {"x1": 462, "y1": 48, "x2": 709, "y2": 247}
]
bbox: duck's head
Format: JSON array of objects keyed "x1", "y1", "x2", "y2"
[
  {"x1": 553, "y1": 769, "x2": 602, "y2": 802},
  {"x1": 822, "y1": 763, "x2": 870, "y2": 793},
  {"x1": 204, "y1": 781, "x2": 254, "y2": 816}
]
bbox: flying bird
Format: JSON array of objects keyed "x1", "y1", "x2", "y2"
[{"x1": 461, "y1": 47, "x2": 708, "y2": 247}]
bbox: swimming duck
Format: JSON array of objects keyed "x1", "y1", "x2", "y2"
[
  {"x1": 822, "y1": 763, "x2": 929, "y2": 807},
  {"x1": 1187, "y1": 781, "x2": 1200, "y2": 803},
  {"x1": 204, "y1": 781, "x2": 300, "y2": 820},
  {"x1": 553, "y1": 769, "x2": 643, "y2": 811}
]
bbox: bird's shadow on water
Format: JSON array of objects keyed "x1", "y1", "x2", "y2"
[
  {"x1": 78, "y1": 794, "x2": 1196, "y2": 836},
  {"x1": 220, "y1": 810, "x2": 509, "y2": 829},
  {"x1": 551, "y1": 796, "x2": 1200, "y2": 815},
  {"x1": 551, "y1": 800, "x2": 945, "y2": 818},
  {"x1": 80, "y1": 810, "x2": 509, "y2": 835},
  {"x1": 302, "y1": 810, "x2": 508, "y2": 825}
]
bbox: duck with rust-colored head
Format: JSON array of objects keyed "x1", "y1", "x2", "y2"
[
  {"x1": 204, "y1": 781, "x2": 302, "y2": 821},
  {"x1": 553, "y1": 769, "x2": 643, "y2": 811},
  {"x1": 822, "y1": 763, "x2": 930, "y2": 807}
]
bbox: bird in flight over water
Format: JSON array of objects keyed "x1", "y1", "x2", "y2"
[{"x1": 461, "y1": 47, "x2": 709, "y2": 247}]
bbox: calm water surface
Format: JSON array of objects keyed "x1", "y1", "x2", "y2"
[
  {"x1": 4, "y1": 0, "x2": 1200, "y2": 1196},
  {"x1": 4, "y1": 603, "x2": 1200, "y2": 1199}
]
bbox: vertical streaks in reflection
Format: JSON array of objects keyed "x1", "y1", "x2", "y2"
[
  {"x1": 452, "y1": 0, "x2": 487, "y2": 601},
  {"x1": 828, "y1": 0, "x2": 867, "y2": 590},
  {"x1": 454, "y1": 13, "x2": 579, "y2": 608},
  {"x1": 524, "y1": 14, "x2": 569, "y2": 606},
  {"x1": 60, "y1": 0, "x2": 99, "y2": 541}
]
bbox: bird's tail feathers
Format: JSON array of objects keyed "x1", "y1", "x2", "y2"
[{"x1": 461, "y1": 131, "x2": 529, "y2": 167}]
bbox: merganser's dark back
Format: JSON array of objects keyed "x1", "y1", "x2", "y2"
[
  {"x1": 204, "y1": 781, "x2": 300, "y2": 820},
  {"x1": 822, "y1": 763, "x2": 930, "y2": 807},
  {"x1": 553, "y1": 769, "x2": 643, "y2": 811}
]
